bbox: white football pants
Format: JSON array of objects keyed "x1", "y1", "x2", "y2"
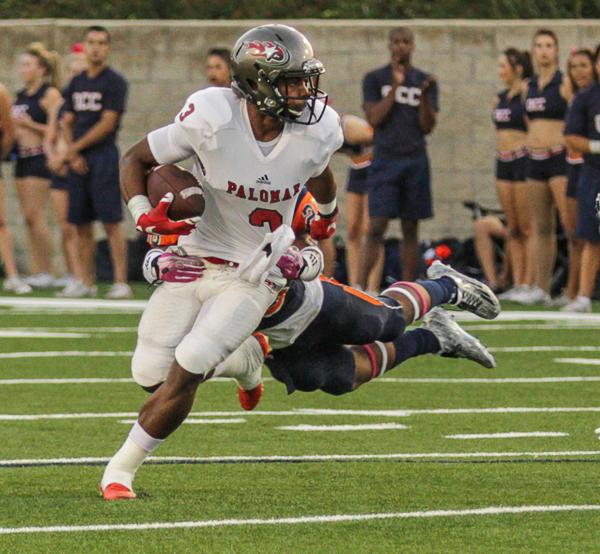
[{"x1": 131, "y1": 264, "x2": 278, "y2": 387}]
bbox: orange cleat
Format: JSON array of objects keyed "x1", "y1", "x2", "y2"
[
  {"x1": 101, "y1": 483, "x2": 137, "y2": 501},
  {"x1": 238, "y1": 382, "x2": 264, "y2": 411}
]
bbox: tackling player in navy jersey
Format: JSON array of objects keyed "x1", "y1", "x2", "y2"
[
  {"x1": 358, "y1": 27, "x2": 438, "y2": 286},
  {"x1": 61, "y1": 26, "x2": 131, "y2": 299},
  {"x1": 564, "y1": 58, "x2": 600, "y2": 313}
]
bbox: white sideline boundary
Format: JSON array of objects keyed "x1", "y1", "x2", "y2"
[
  {"x1": 3, "y1": 450, "x2": 600, "y2": 467},
  {"x1": 0, "y1": 331, "x2": 96, "y2": 338},
  {"x1": 118, "y1": 418, "x2": 245, "y2": 425},
  {"x1": 5, "y1": 406, "x2": 600, "y2": 421},
  {"x1": 1, "y1": 504, "x2": 600, "y2": 535},
  {"x1": 2, "y1": 376, "x2": 600, "y2": 386}
]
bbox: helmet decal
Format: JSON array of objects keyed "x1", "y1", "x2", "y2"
[{"x1": 245, "y1": 40, "x2": 291, "y2": 66}]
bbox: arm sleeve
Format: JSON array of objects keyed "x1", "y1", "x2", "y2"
[
  {"x1": 104, "y1": 75, "x2": 128, "y2": 113},
  {"x1": 362, "y1": 72, "x2": 381, "y2": 104},
  {"x1": 147, "y1": 123, "x2": 195, "y2": 165},
  {"x1": 564, "y1": 93, "x2": 587, "y2": 136}
]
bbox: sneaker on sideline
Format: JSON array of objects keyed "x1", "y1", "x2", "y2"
[
  {"x1": 511, "y1": 285, "x2": 551, "y2": 306},
  {"x1": 105, "y1": 283, "x2": 133, "y2": 300},
  {"x1": 560, "y1": 295, "x2": 592, "y2": 313},
  {"x1": 3, "y1": 276, "x2": 33, "y2": 294},
  {"x1": 56, "y1": 280, "x2": 97, "y2": 298},
  {"x1": 24, "y1": 272, "x2": 56, "y2": 289}
]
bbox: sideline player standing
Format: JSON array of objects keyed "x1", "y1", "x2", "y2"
[
  {"x1": 100, "y1": 24, "x2": 343, "y2": 499},
  {"x1": 564, "y1": 59, "x2": 600, "y2": 313},
  {"x1": 60, "y1": 26, "x2": 131, "y2": 299},
  {"x1": 358, "y1": 27, "x2": 438, "y2": 285}
]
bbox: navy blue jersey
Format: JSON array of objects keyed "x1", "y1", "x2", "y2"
[
  {"x1": 565, "y1": 82, "x2": 600, "y2": 170},
  {"x1": 362, "y1": 64, "x2": 439, "y2": 159},
  {"x1": 13, "y1": 83, "x2": 49, "y2": 124},
  {"x1": 494, "y1": 89, "x2": 526, "y2": 132},
  {"x1": 525, "y1": 70, "x2": 567, "y2": 121},
  {"x1": 63, "y1": 66, "x2": 127, "y2": 148}
]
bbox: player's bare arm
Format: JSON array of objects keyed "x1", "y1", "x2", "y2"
[
  {"x1": 566, "y1": 134, "x2": 598, "y2": 154},
  {"x1": 306, "y1": 165, "x2": 338, "y2": 240},
  {"x1": 120, "y1": 137, "x2": 158, "y2": 202},
  {"x1": 67, "y1": 110, "x2": 120, "y2": 158},
  {"x1": 0, "y1": 84, "x2": 15, "y2": 159},
  {"x1": 418, "y1": 76, "x2": 437, "y2": 134}
]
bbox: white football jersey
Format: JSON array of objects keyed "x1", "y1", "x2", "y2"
[{"x1": 147, "y1": 87, "x2": 343, "y2": 263}]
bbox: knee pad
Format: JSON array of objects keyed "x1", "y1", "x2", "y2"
[{"x1": 131, "y1": 338, "x2": 174, "y2": 388}]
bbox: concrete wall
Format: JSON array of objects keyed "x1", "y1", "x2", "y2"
[{"x1": 1, "y1": 19, "x2": 598, "y2": 273}]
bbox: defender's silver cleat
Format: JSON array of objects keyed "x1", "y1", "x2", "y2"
[
  {"x1": 427, "y1": 261, "x2": 501, "y2": 320},
  {"x1": 422, "y1": 307, "x2": 496, "y2": 369}
]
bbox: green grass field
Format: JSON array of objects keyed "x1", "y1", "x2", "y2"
[{"x1": 1, "y1": 289, "x2": 600, "y2": 553}]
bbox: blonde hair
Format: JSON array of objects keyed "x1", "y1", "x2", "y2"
[{"x1": 26, "y1": 42, "x2": 61, "y2": 89}]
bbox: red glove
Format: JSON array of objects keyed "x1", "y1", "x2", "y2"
[
  {"x1": 135, "y1": 193, "x2": 199, "y2": 235},
  {"x1": 309, "y1": 208, "x2": 338, "y2": 240}
]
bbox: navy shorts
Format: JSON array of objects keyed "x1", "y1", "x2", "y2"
[
  {"x1": 346, "y1": 166, "x2": 369, "y2": 195},
  {"x1": 496, "y1": 157, "x2": 526, "y2": 182},
  {"x1": 526, "y1": 152, "x2": 567, "y2": 181},
  {"x1": 67, "y1": 143, "x2": 122, "y2": 224},
  {"x1": 50, "y1": 173, "x2": 70, "y2": 191},
  {"x1": 367, "y1": 154, "x2": 432, "y2": 220},
  {"x1": 576, "y1": 164, "x2": 600, "y2": 242},
  {"x1": 15, "y1": 154, "x2": 51, "y2": 179},
  {"x1": 566, "y1": 163, "x2": 582, "y2": 199},
  {"x1": 265, "y1": 280, "x2": 406, "y2": 395}
]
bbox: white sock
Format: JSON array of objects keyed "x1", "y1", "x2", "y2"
[{"x1": 101, "y1": 422, "x2": 164, "y2": 490}]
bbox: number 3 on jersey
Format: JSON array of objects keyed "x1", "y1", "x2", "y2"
[{"x1": 249, "y1": 208, "x2": 283, "y2": 232}]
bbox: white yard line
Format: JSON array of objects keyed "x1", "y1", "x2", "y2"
[
  {"x1": 376, "y1": 377, "x2": 600, "y2": 384},
  {"x1": 4, "y1": 406, "x2": 600, "y2": 421},
  {"x1": 555, "y1": 358, "x2": 600, "y2": 366},
  {"x1": 0, "y1": 378, "x2": 134, "y2": 385},
  {"x1": 277, "y1": 423, "x2": 408, "y2": 432},
  {"x1": 3, "y1": 450, "x2": 600, "y2": 468},
  {"x1": 0, "y1": 351, "x2": 133, "y2": 359},
  {"x1": 461, "y1": 323, "x2": 600, "y2": 331},
  {"x1": 445, "y1": 432, "x2": 569, "y2": 439},
  {"x1": 0, "y1": 331, "x2": 96, "y2": 338},
  {"x1": 118, "y1": 418, "x2": 245, "y2": 425},
  {"x1": 0, "y1": 327, "x2": 136, "y2": 333},
  {"x1": 1, "y1": 504, "x2": 600, "y2": 535},
  {"x1": 490, "y1": 346, "x2": 600, "y2": 353},
  {"x1": 0, "y1": 297, "x2": 146, "y2": 310}
]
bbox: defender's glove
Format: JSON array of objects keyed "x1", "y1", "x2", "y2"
[
  {"x1": 309, "y1": 207, "x2": 338, "y2": 240},
  {"x1": 133, "y1": 193, "x2": 199, "y2": 235}
]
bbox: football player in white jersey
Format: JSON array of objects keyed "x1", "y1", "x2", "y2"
[{"x1": 100, "y1": 24, "x2": 344, "y2": 500}]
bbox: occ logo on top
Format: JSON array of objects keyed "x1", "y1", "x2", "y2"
[
  {"x1": 73, "y1": 91, "x2": 103, "y2": 111},
  {"x1": 245, "y1": 40, "x2": 291, "y2": 66},
  {"x1": 381, "y1": 85, "x2": 422, "y2": 107}
]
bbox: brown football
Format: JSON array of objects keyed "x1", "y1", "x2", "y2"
[{"x1": 146, "y1": 165, "x2": 204, "y2": 220}]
